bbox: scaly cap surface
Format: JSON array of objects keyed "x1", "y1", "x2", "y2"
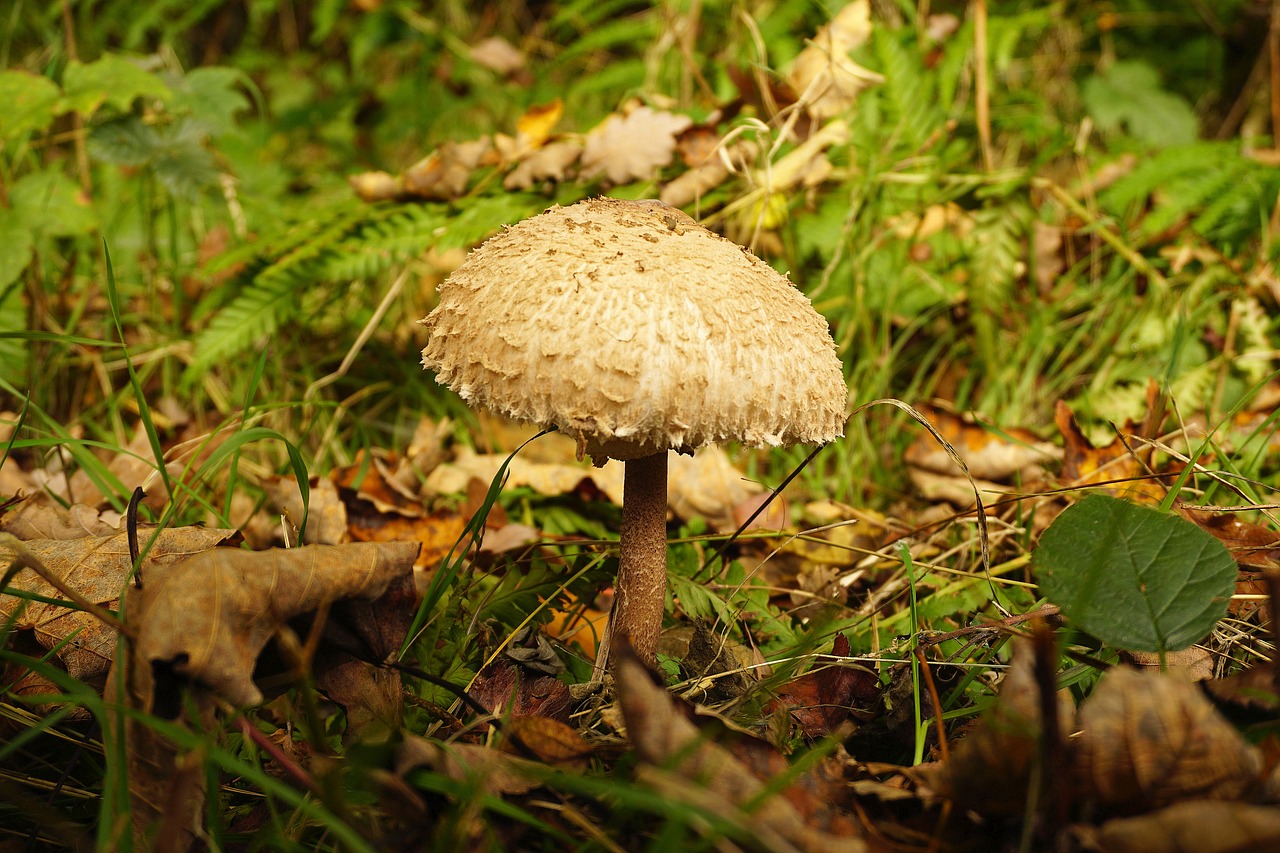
[{"x1": 421, "y1": 197, "x2": 847, "y2": 462}]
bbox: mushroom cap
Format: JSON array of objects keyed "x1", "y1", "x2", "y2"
[{"x1": 420, "y1": 197, "x2": 847, "y2": 462}]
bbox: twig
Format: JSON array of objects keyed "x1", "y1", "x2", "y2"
[{"x1": 973, "y1": 0, "x2": 993, "y2": 171}]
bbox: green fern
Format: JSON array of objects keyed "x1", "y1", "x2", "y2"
[
  {"x1": 968, "y1": 196, "x2": 1031, "y2": 374},
  {"x1": 184, "y1": 193, "x2": 549, "y2": 382},
  {"x1": 1101, "y1": 142, "x2": 1280, "y2": 249},
  {"x1": 872, "y1": 29, "x2": 946, "y2": 156}
]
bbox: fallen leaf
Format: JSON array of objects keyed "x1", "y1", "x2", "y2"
[
  {"x1": 1085, "y1": 800, "x2": 1280, "y2": 853},
  {"x1": 1122, "y1": 647, "x2": 1215, "y2": 681},
  {"x1": 1055, "y1": 399, "x2": 1169, "y2": 504},
  {"x1": 128, "y1": 541, "x2": 419, "y2": 709},
  {"x1": 615, "y1": 645, "x2": 868, "y2": 851},
  {"x1": 503, "y1": 139, "x2": 584, "y2": 190},
  {"x1": 470, "y1": 657, "x2": 574, "y2": 723},
  {"x1": 787, "y1": 0, "x2": 884, "y2": 120},
  {"x1": 515, "y1": 99, "x2": 563, "y2": 148},
  {"x1": 766, "y1": 634, "x2": 880, "y2": 738},
  {"x1": 0, "y1": 526, "x2": 237, "y2": 682},
  {"x1": 348, "y1": 169, "x2": 403, "y2": 202},
  {"x1": 426, "y1": 445, "x2": 625, "y2": 506},
  {"x1": 1, "y1": 497, "x2": 118, "y2": 539},
  {"x1": 264, "y1": 474, "x2": 347, "y2": 545},
  {"x1": 397, "y1": 734, "x2": 543, "y2": 797},
  {"x1": 925, "y1": 641, "x2": 1071, "y2": 815},
  {"x1": 402, "y1": 138, "x2": 493, "y2": 201},
  {"x1": 905, "y1": 406, "x2": 1060, "y2": 483},
  {"x1": 469, "y1": 36, "x2": 524, "y2": 76},
  {"x1": 580, "y1": 105, "x2": 693, "y2": 185},
  {"x1": 1075, "y1": 665, "x2": 1265, "y2": 813},
  {"x1": 502, "y1": 716, "x2": 592, "y2": 769},
  {"x1": 667, "y1": 447, "x2": 763, "y2": 531}
]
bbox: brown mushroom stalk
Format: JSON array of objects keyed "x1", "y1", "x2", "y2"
[
  {"x1": 613, "y1": 451, "x2": 668, "y2": 669},
  {"x1": 420, "y1": 197, "x2": 847, "y2": 682}
]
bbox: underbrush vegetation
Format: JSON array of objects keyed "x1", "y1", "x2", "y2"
[{"x1": 3, "y1": 1, "x2": 1280, "y2": 850}]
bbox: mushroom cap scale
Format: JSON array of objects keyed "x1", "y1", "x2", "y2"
[{"x1": 421, "y1": 197, "x2": 847, "y2": 462}]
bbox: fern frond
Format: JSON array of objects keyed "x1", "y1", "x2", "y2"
[
  {"x1": 968, "y1": 197, "x2": 1031, "y2": 371},
  {"x1": 872, "y1": 29, "x2": 945, "y2": 156}
]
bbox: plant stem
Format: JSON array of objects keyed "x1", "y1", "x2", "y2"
[{"x1": 612, "y1": 451, "x2": 669, "y2": 669}]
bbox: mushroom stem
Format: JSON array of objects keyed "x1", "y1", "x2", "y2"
[{"x1": 612, "y1": 451, "x2": 669, "y2": 669}]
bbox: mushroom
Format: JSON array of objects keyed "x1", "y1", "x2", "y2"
[{"x1": 420, "y1": 198, "x2": 846, "y2": 675}]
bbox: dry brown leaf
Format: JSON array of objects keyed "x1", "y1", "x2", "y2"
[
  {"x1": 469, "y1": 36, "x2": 524, "y2": 76},
  {"x1": 667, "y1": 447, "x2": 763, "y2": 531},
  {"x1": 264, "y1": 474, "x2": 347, "y2": 545},
  {"x1": 765, "y1": 633, "x2": 880, "y2": 738},
  {"x1": 402, "y1": 138, "x2": 493, "y2": 201},
  {"x1": 787, "y1": 1, "x2": 883, "y2": 120},
  {"x1": 348, "y1": 169, "x2": 403, "y2": 202},
  {"x1": 397, "y1": 734, "x2": 544, "y2": 797},
  {"x1": 1055, "y1": 399, "x2": 1169, "y2": 504},
  {"x1": 905, "y1": 406, "x2": 1060, "y2": 482},
  {"x1": 660, "y1": 139, "x2": 757, "y2": 208},
  {"x1": 926, "y1": 640, "x2": 1072, "y2": 815},
  {"x1": 470, "y1": 657, "x2": 574, "y2": 722},
  {"x1": 1, "y1": 497, "x2": 118, "y2": 539},
  {"x1": 426, "y1": 445, "x2": 626, "y2": 506},
  {"x1": 0, "y1": 526, "x2": 237, "y2": 682},
  {"x1": 502, "y1": 716, "x2": 593, "y2": 769},
  {"x1": 616, "y1": 647, "x2": 868, "y2": 851},
  {"x1": 1122, "y1": 647, "x2": 1215, "y2": 681},
  {"x1": 1085, "y1": 800, "x2": 1280, "y2": 853},
  {"x1": 503, "y1": 139, "x2": 583, "y2": 190},
  {"x1": 580, "y1": 105, "x2": 693, "y2": 185},
  {"x1": 128, "y1": 541, "x2": 418, "y2": 708},
  {"x1": 1075, "y1": 666, "x2": 1266, "y2": 813},
  {"x1": 515, "y1": 99, "x2": 563, "y2": 148}
]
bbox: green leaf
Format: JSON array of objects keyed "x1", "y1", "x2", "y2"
[
  {"x1": 61, "y1": 54, "x2": 171, "y2": 116},
  {"x1": 1082, "y1": 61, "x2": 1197, "y2": 147},
  {"x1": 171, "y1": 67, "x2": 250, "y2": 134},
  {"x1": 8, "y1": 171, "x2": 98, "y2": 237},
  {"x1": 0, "y1": 210, "x2": 34, "y2": 291},
  {"x1": 0, "y1": 70, "x2": 61, "y2": 141},
  {"x1": 1032, "y1": 494, "x2": 1237, "y2": 652},
  {"x1": 88, "y1": 116, "x2": 162, "y2": 166}
]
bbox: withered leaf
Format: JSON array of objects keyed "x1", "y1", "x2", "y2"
[
  {"x1": 397, "y1": 734, "x2": 544, "y2": 797},
  {"x1": 616, "y1": 647, "x2": 867, "y2": 851},
  {"x1": 470, "y1": 657, "x2": 574, "y2": 722},
  {"x1": 787, "y1": 0, "x2": 884, "y2": 120},
  {"x1": 580, "y1": 105, "x2": 693, "y2": 185},
  {"x1": 131, "y1": 541, "x2": 418, "y2": 708},
  {"x1": 926, "y1": 641, "x2": 1072, "y2": 815},
  {"x1": 766, "y1": 633, "x2": 879, "y2": 738},
  {"x1": 1088, "y1": 800, "x2": 1280, "y2": 853},
  {"x1": 1075, "y1": 665, "x2": 1265, "y2": 812},
  {"x1": 1, "y1": 498, "x2": 117, "y2": 540},
  {"x1": 502, "y1": 716, "x2": 592, "y2": 770},
  {"x1": 1055, "y1": 399, "x2": 1168, "y2": 504},
  {"x1": 1, "y1": 526, "x2": 237, "y2": 681}
]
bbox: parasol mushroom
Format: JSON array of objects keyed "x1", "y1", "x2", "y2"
[{"x1": 420, "y1": 197, "x2": 846, "y2": 676}]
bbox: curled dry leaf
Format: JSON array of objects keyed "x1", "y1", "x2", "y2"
[
  {"x1": 0, "y1": 526, "x2": 237, "y2": 682},
  {"x1": 615, "y1": 646, "x2": 868, "y2": 852},
  {"x1": 470, "y1": 657, "x2": 574, "y2": 722},
  {"x1": 580, "y1": 105, "x2": 693, "y2": 185},
  {"x1": 667, "y1": 447, "x2": 763, "y2": 532},
  {"x1": 129, "y1": 541, "x2": 419, "y2": 708},
  {"x1": 787, "y1": 0, "x2": 884, "y2": 120},
  {"x1": 1074, "y1": 666, "x2": 1266, "y2": 813}
]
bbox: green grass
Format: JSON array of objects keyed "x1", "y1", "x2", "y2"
[{"x1": 3, "y1": 0, "x2": 1280, "y2": 849}]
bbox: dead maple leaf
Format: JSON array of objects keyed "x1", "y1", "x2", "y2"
[
  {"x1": 787, "y1": 0, "x2": 884, "y2": 120},
  {"x1": 580, "y1": 104, "x2": 693, "y2": 185},
  {"x1": 615, "y1": 645, "x2": 868, "y2": 851},
  {"x1": 0, "y1": 526, "x2": 237, "y2": 682},
  {"x1": 1074, "y1": 665, "x2": 1266, "y2": 813}
]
